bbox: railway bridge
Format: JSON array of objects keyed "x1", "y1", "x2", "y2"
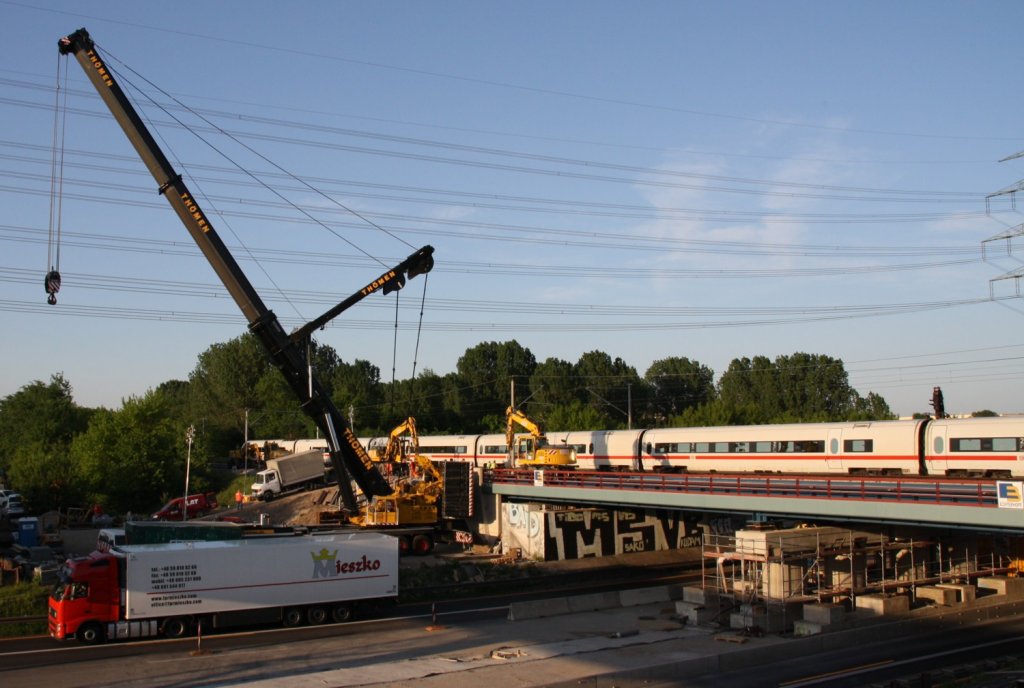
[{"x1": 484, "y1": 468, "x2": 1024, "y2": 533}]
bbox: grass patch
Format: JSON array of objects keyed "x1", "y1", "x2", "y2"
[
  {"x1": 0, "y1": 581, "x2": 50, "y2": 637},
  {"x1": 215, "y1": 474, "x2": 255, "y2": 511}
]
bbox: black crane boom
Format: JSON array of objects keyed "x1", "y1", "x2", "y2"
[{"x1": 58, "y1": 28, "x2": 432, "y2": 507}]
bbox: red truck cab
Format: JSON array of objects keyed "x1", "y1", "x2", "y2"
[{"x1": 49, "y1": 552, "x2": 121, "y2": 643}]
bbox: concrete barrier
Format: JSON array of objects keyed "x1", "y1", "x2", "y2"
[
  {"x1": 916, "y1": 585, "x2": 958, "y2": 606},
  {"x1": 803, "y1": 603, "x2": 845, "y2": 626},
  {"x1": 620, "y1": 585, "x2": 674, "y2": 607},
  {"x1": 508, "y1": 596, "x2": 570, "y2": 621},
  {"x1": 566, "y1": 591, "x2": 620, "y2": 613},
  {"x1": 936, "y1": 583, "x2": 976, "y2": 603},
  {"x1": 977, "y1": 576, "x2": 1024, "y2": 598}
]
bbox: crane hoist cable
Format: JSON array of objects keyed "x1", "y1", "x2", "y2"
[
  {"x1": 46, "y1": 52, "x2": 70, "y2": 305},
  {"x1": 388, "y1": 271, "x2": 430, "y2": 411}
]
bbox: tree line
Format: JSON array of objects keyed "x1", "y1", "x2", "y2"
[{"x1": 0, "y1": 335, "x2": 896, "y2": 517}]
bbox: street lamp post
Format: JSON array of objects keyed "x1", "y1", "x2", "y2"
[{"x1": 183, "y1": 425, "x2": 195, "y2": 522}]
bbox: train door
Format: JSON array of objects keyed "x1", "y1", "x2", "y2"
[
  {"x1": 925, "y1": 422, "x2": 947, "y2": 475},
  {"x1": 826, "y1": 429, "x2": 843, "y2": 471}
]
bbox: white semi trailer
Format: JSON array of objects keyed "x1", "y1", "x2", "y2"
[{"x1": 50, "y1": 531, "x2": 399, "y2": 643}]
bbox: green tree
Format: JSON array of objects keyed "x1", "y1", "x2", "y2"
[
  {"x1": 189, "y1": 334, "x2": 269, "y2": 439},
  {"x1": 574, "y1": 351, "x2": 639, "y2": 428},
  {"x1": 71, "y1": 391, "x2": 203, "y2": 515},
  {"x1": 456, "y1": 341, "x2": 537, "y2": 430},
  {"x1": 0, "y1": 374, "x2": 92, "y2": 511},
  {"x1": 717, "y1": 352, "x2": 888, "y2": 423},
  {"x1": 543, "y1": 400, "x2": 609, "y2": 432},
  {"x1": 529, "y1": 357, "x2": 581, "y2": 412},
  {"x1": 645, "y1": 357, "x2": 716, "y2": 422},
  {"x1": 331, "y1": 359, "x2": 383, "y2": 433},
  {"x1": 850, "y1": 392, "x2": 896, "y2": 421}
]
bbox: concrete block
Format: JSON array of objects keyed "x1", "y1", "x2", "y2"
[
  {"x1": 793, "y1": 620, "x2": 823, "y2": 636},
  {"x1": 675, "y1": 601, "x2": 719, "y2": 625},
  {"x1": 620, "y1": 585, "x2": 672, "y2": 607},
  {"x1": 854, "y1": 593, "x2": 910, "y2": 616},
  {"x1": 730, "y1": 606, "x2": 790, "y2": 633},
  {"x1": 508, "y1": 596, "x2": 570, "y2": 621},
  {"x1": 802, "y1": 603, "x2": 846, "y2": 626},
  {"x1": 565, "y1": 591, "x2": 619, "y2": 613},
  {"x1": 977, "y1": 577, "x2": 1024, "y2": 598},
  {"x1": 682, "y1": 586, "x2": 719, "y2": 605},
  {"x1": 936, "y1": 583, "x2": 976, "y2": 603},
  {"x1": 916, "y1": 586, "x2": 958, "y2": 606}
]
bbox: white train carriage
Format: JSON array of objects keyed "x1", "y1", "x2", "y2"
[
  {"x1": 414, "y1": 433, "x2": 508, "y2": 467},
  {"x1": 924, "y1": 416, "x2": 1024, "y2": 478},
  {"x1": 638, "y1": 420, "x2": 924, "y2": 475},
  {"x1": 547, "y1": 429, "x2": 645, "y2": 471}
]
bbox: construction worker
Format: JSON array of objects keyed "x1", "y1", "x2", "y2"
[{"x1": 235, "y1": 489, "x2": 243, "y2": 511}]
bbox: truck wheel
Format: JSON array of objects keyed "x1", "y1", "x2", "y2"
[
  {"x1": 306, "y1": 606, "x2": 327, "y2": 625},
  {"x1": 397, "y1": 535, "x2": 412, "y2": 555},
  {"x1": 282, "y1": 607, "x2": 303, "y2": 627},
  {"x1": 412, "y1": 534, "x2": 434, "y2": 555},
  {"x1": 162, "y1": 617, "x2": 189, "y2": 638},
  {"x1": 77, "y1": 622, "x2": 105, "y2": 645},
  {"x1": 331, "y1": 604, "x2": 354, "y2": 623}
]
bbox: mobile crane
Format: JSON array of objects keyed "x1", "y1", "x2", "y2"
[
  {"x1": 505, "y1": 406, "x2": 577, "y2": 468},
  {"x1": 57, "y1": 28, "x2": 433, "y2": 512}
]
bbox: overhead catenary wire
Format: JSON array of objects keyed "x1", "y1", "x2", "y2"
[{"x1": 96, "y1": 47, "x2": 416, "y2": 267}]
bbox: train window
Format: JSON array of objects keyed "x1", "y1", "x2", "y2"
[
  {"x1": 713, "y1": 442, "x2": 729, "y2": 453},
  {"x1": 993, "y1": 438, "x2": 1018, "y2": 452},
  {"x1": 652, "y1": 442, "x2": 690, "y2": 454},
  {"x1": 933, "y1": 436, "x2": 944, "y2": 454},
  {"x1": 951, "y1": 437, "x2": 1022, "y2": 452},
  {"x1": 419, "y1": 445, "x2": 468, "y2": 455},
  {"x1": 754, "y1": 441, "x2": 772, "y2": 453},
  {"x1": 731, "y1": 442, "x2": 750, "y2": 453},
  {"x1": 830, "y1": 438, "x2": 839, "y2": 454},
  {"x1": 588, "y1": 443, "x2": 594, "y2": 454},
  {"x1": 695, "y1": 442, "x2": 710, "y2": 453},
  {"x1": 481, "y1": 444, "x2": 507, "y2": 454},
  {"x1": 843, "y1": 439, "x2": 873, "y2": 453},
  {"x1": 789, "y1": 440, "x2": 825, "y2": 453}
]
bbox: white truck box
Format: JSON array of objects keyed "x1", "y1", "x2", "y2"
[
  {"x1": 122, "y1": 532, "x2": 397, "y2": 618},
  {"x1": 252, "y1": 449, "x2": 326, "y2": 499}
]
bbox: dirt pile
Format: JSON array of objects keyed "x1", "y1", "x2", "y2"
[{"x1": 235, "y1": 488, "x2": 341, "y2": 527}]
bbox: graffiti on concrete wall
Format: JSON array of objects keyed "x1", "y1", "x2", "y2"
[
  {"x1": 502, "y1": 502, "x2": 546, "y2": 557},
  {"x1": 544, "y1": 508, "x2": 701, "y2": 561}
]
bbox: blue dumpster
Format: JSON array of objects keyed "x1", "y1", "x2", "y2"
[{"x1": 17, "y1": 517, "x2": 39, "y2": 546}]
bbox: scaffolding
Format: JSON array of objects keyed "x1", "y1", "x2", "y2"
[{"x1": 701, "y1": 524, "x2": 1012, "y2": 608}]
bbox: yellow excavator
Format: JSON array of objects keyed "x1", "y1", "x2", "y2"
[
  {"x1": 368, "y1": 417, "x2": 420, "y2": 464},
  {"x1": 356, "y1": 418, "x2": 443, "y2": 528},
  {"x1": 506, "y1": 406, "x2": 577, "y2": 468}
]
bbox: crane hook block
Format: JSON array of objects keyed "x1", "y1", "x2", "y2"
[{"x1": 45, "y1": 269, "x2": 61, "y2": 305}]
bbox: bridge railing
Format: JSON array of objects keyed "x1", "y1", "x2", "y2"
[{"x1": 484, "y1": 468, "x2": 998, "y2": 508}]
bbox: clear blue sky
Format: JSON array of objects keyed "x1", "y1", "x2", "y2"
[{"x1": 3, "y1": 1, "x2": 1024, "y2": 418}]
